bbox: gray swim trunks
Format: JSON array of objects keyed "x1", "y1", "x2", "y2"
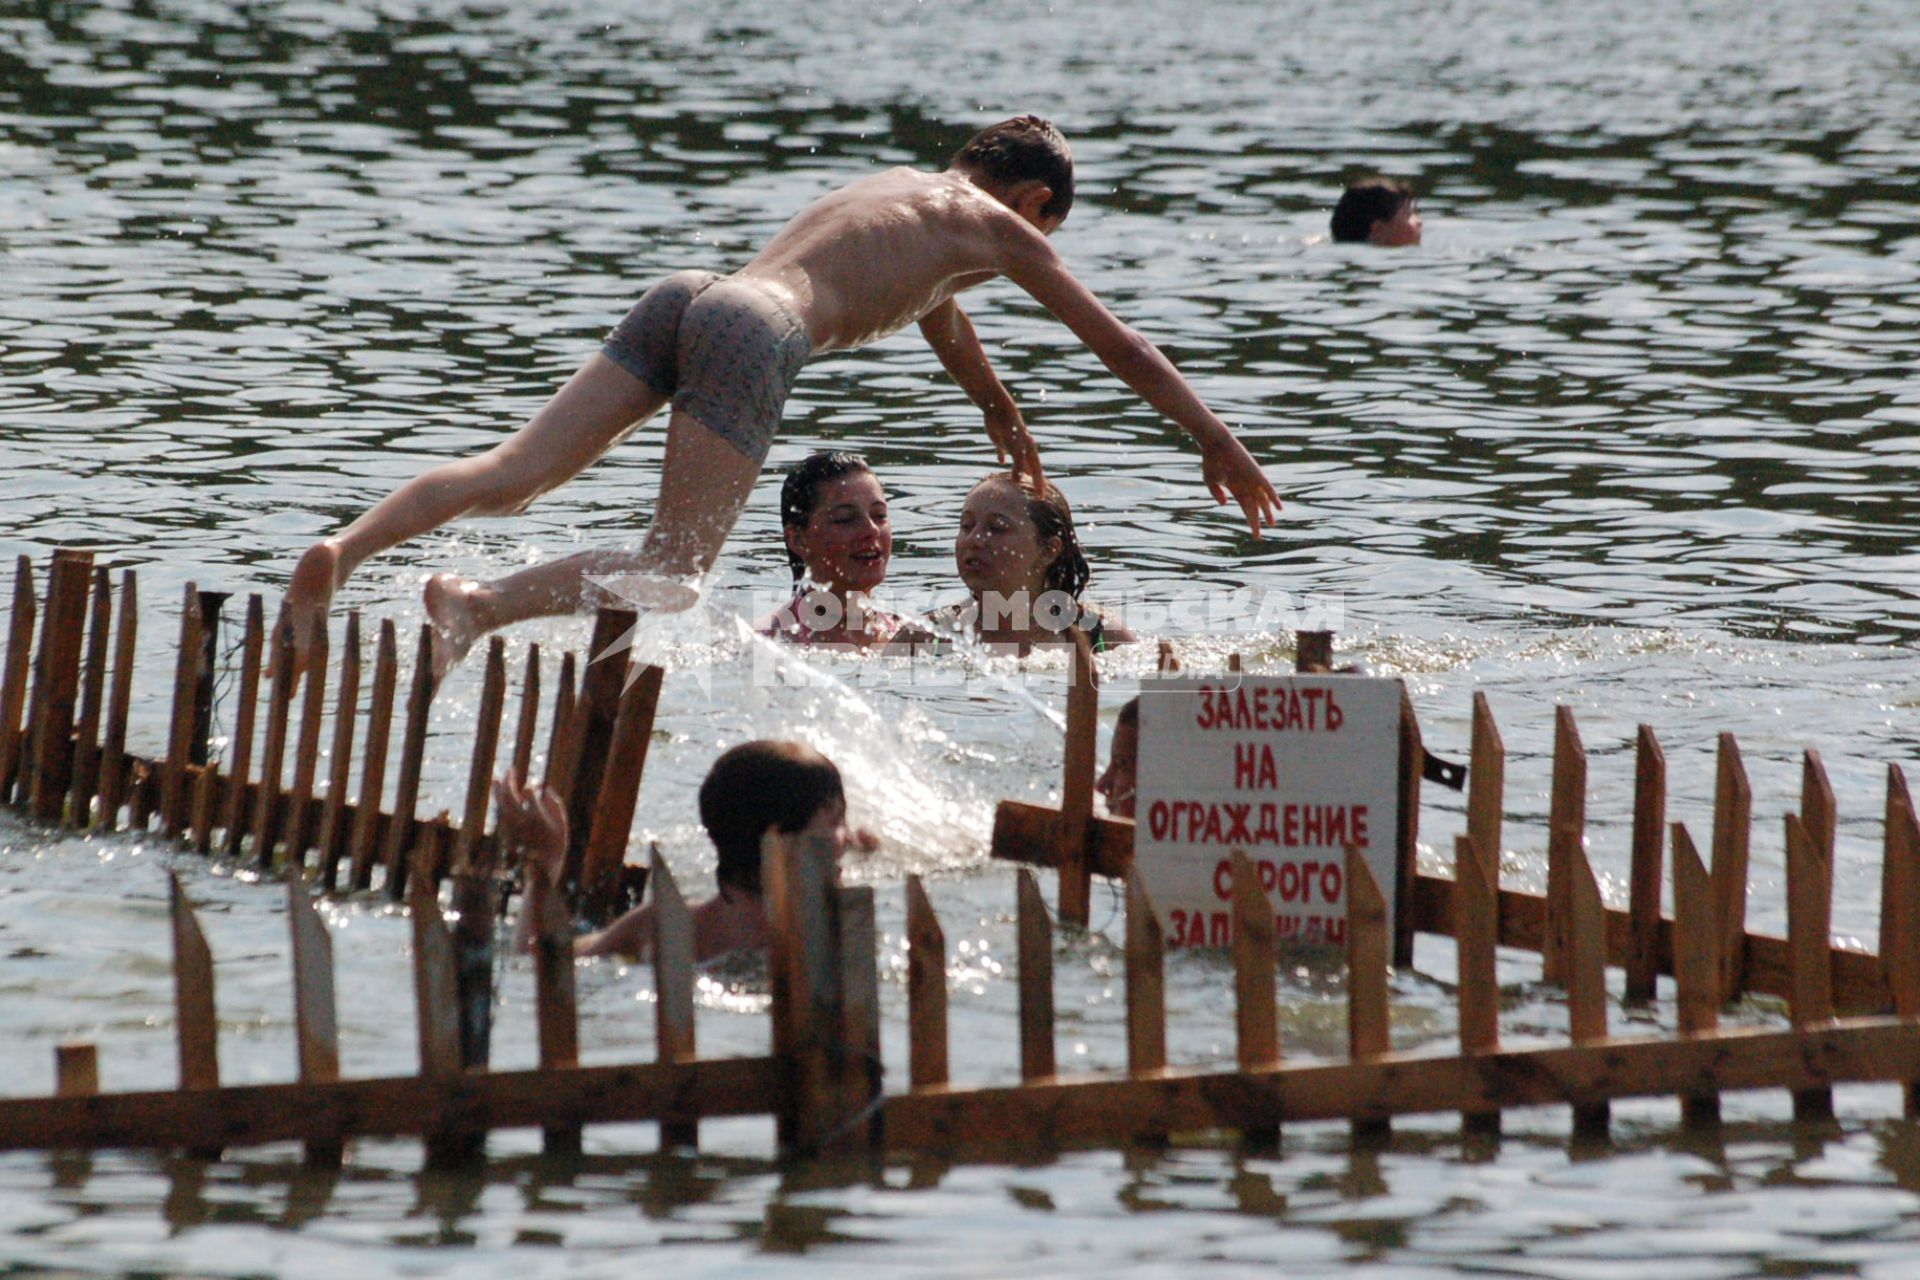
[{"x1": 601, "y1": 269, "x2": 813, "y2": 465}]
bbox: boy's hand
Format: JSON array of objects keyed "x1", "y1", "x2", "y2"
[
  {"x1": 493, "y1": 768, "x2": 568, "y2": 889},
  {"x1": 1201, "y1": 436, "x2": 1283, "y2": 538},
  {"x1": 983, "y1": 404, "x2": 1046, "y2": 490}
]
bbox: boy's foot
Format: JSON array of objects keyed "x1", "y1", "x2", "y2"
[
  {"x1": 424, "y1": 573, "x2": 484, "y2": 680},
  {"x1": 284, "y1": 541, "x2": 341, "y2": 679}
]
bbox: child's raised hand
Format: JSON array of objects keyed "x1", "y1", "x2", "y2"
[
  {"x1": 493, "y1": 768, "x2": 568, "y2": 889},
  {"x1": 1201, "y1": 435, "x2": 1283, "y2": 538}
]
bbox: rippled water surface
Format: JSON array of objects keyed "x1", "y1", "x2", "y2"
[{"x1": 4, "y1": 0, "x2": 1920, "y2": 1275}]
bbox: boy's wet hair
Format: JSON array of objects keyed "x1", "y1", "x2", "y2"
[
  {"x1": 1116, "y1": 696, "x2": 1139, "y2": 730},
  {"x1": 1331, "y1": 177, "x2": 1414, "y2": 243},
  {"x1": 951, "y1": 115, "x2": 1074, "y2": 224},
  {"x1": 699, "y1": 740, "x2": 844, "y2": 897},
  {"x1": 780, "y1": 450, "x2": 874, "y2": 583}
]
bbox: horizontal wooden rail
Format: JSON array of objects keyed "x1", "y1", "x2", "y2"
[
  {"x1": 884, "y1": 1015, "x2": 1920, "y2": 1152},
  {"x1": 0, "y1": 1055, "x2": 777, "y2": 1153}
]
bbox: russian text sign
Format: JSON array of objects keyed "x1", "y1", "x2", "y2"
[{"x1": 1133, "y1": 675, "x2": 1403, "y2": 950}]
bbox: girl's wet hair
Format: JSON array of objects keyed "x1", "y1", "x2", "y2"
[
  {"x1": 780, "y1": 450, "x2": 874, "y2": 583},
  {"x1": 699, "y1": 740, "x2": 844, "y2": 896},
  {"x1": 974, "y1": 473, "x2": 1092, "y2": 601}
]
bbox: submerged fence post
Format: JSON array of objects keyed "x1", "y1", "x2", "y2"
[
  {"x1": 1625, "y1": 724, "x2": 1666, "y2": 1002},
  {"x1": 1567, "y1": 834, "x2": 1611, "y2": 1142},
  {"x1": 1670, "y1": 822, "x2": 1721, "y2": 1127},
  {"x1": 220, "y1": 596, "x2": 265, "y2": 857},
  {"x1": 1346, "y1": 847, "x2": 1391, "y2": 1144},
  {"x1": 1057, "y1": 627, "x2": 1098, "y2": 928},
  {"x1": 652, "y1": 851, "x2": 698, "y2": 1150},
  {"x1": 1712, "y1": 732, "x2": 1753, "y2": 1000},
  {"x1": 1455, "y1": 833, "x2": 1501, "y2": 1137},
  {"x1": 30, "y1": 549, "x2": 94, "y2": 825},
  {"x1": 1016, "y1": 868, "x2": 1056, "y2": 1082},
  {"x1": 0, "y1": 556, "x2": 35, "y2": 805},
  {"x1": 905, "y1": 876, "x2": 949, "y2": 1091},
  {"x1": 579, "y1": 662, "x2": 663, "y2": 923},
  {"x1": 1785, "y1": 812, "x2": 1835, "y2": 1122},
  {"x1": 287, "y1": 880, "x2": 343, "y2": 1166},
  {"x1": 1544, "y1": 706, "x2": 1586, "y2": 987},
  {"x1": 1231, "y1": 850, "x2": 1280, "y2": 1149},
  {"x1": 382, "y1": 625, "x2": 438, "y2": 900},
  {"x1": 97, "y1": 569, "x2": 138, "y2": 828}
]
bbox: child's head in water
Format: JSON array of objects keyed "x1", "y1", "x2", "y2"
[
  {"x1": 778, "y1": 451, "x2": 891, "y2": 594},
  {"x1": 701, "y1": 740, "x2": 848, "y2": 897},
  {"x1": 1331, "y1": 178, "x2": 1422, "y2": 247},
  {"x1": 1096, "y1": 697, "x2": 1140, "y2": 819}
]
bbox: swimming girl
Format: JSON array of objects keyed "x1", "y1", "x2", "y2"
[{"x1": 755, "y1": 451, "x2": 915, "y2": 649}]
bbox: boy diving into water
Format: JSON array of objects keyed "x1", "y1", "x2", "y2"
[{"x1": 283, "y1": 115, "x2": 1282, "y2": 674}]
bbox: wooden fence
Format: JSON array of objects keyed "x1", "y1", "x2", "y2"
[{"x1": 3, "y1": 549, "x2": 1919, "y2": 1168}]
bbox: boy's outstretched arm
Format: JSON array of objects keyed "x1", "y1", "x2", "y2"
[
  {"x1": 1003, "y1": 245, "x2": 1283, "y2": 536},
  {"x1": 918, "y1": 299, "x2": 1045, "y2": 486}
]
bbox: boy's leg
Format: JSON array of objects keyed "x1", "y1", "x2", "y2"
[
  {"x1": 425, "y1": 406, "x2": 762, "y2": 672},
  {"x1": 286, "y1": 355, "x2": 669, "y2": 665}
]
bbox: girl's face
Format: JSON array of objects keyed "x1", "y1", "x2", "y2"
[
  {"x1": 955, "y1": 477, "x2": 1058, "y2": 603},
  {"x1": 1095, "y1": 716, "x2": 1138, "y2": 819},
  {"x1": 788, "y1": 471, "x2": 891, "y2": 595}
]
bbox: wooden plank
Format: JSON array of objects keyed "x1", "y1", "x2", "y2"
[
  {"x1": 1455, "y1": 834, "x2": 1501, "y2": 1136},
  {"x1": 510, "y1": 642, "x2": 540, "y2": 783},
  {"x1": 451, "y1": 638, "x2": 508, "y2": 877},
  {"x1": 1124, "y1": 873, "x2": 1166, "y2": 1077},
  {"x1": 99, "y1": 570, "x2": 138, "y2": 826},
  {"x1": 158, "y1": 579, "x2": 203, "y2": 836},
  {"x1": 281, "y1": 618, "x2": 330, "y2": 866},
  {"x1": 410, "y1": 878, "x2": 464, "y2": 1080},
  {"x1": 1625, "y1": 723, "x2": 1666, "y2": 1002},
  {"x1": 1017, "y1": 869, "x2": 1055, "y2": 1082},
  {"x1": 1671, "y1": 821, "x2": 1721, "y2": 1126},
  {"x1": 68, "y1": 566, "x2": 112, "y2": 821},
  {"x1": 219, "y1": 596, "x2": 265, "y2": 856},
  {"x1": 1393, "y1": 686, "x2": 1422, "y2": 968},
  {"x1": 0, "y1": 1054, "x2": 779, "y2": 1154},
  {"x1": 0, "y1": 556, "x2": 34, "y2": 804},
  {"x1": 558, "y1": 609, "x2": 636, "y2": 887},
  {"x1": 542, "y1": 652, "x2": 576, "y2": 791},
  {"x1": 1465, "y1": 693, "x2": 1504, "y2": 898},
  {"x1": 169, "y1": 873, "x2": 219, "y2": 1092},
  {"x1": 287, "y1": 881, "x2": 340, "y2": 1083},
  {"x1": 188, "y1": 756, "x2": 219, "y2": 855},
  {"x1": 1348, "y1": 845, "x2": 1391, "y2": 1141},
  {"x1": 316, "y1": 612, "x2": 362, "y2": 891},
  {"x1": 652, "y1": 850, "x2": 697, "y2": 1149},
  {"x1": 1802, "y1": 750, "x2": 1836, "y2": 865},
  {"x1": 30, "y1": 550, "x2": 94, "y2": 824},
  {"x1": 905, "y1": 875, "x2": 949, "y2": 1090},
  {"x1": 1543, "y1": 706, "x2": 1586, "y2": 986},
  {"x1": 1885, "y1": 766, "x2": 1920, "y2": 1021},
  {"x1": 249, "y1": 614, "x2": 297, "y2": 866},
  {"x1": 531, "y1": 846, "x2": 580, "y2": 1156},
  {"x1": 579, "y1": 663, "x2": 663, "y2": 921},
  {"x1": 1786, "y1": 812, "x2": 1835, "y2": 1121},
  {"x1": 55, "y1": 1043, "x2": 98, "y2": 1098},
  {"x1": 765, "y1": 828, "x2": 845, "y2": 1157},
  {"x1": 881, "y1": 1017, "x2": 1920, "y2": 1155},
  {"x1": 1231, "y1": 851, "x2": 1278, "y2": 1072},
  {"x1": 990, "y1": 799, "x2": 1134, "y2": 880},
  {"x1": 836, "y1": 884, "x2": 882, "y2": 1153},
  {"x1": 348, "y1": 619, "x2": 399, "y2": 890},
  {"x1": 1227, "y1": 652, "x2": 1243, "y2": 674},
  {"x1": 1057, "y1": 628, "x2": 1098, "y2": 927},
  {"x1": 382, "y1": 624, "x2": 438, "y2": 900},
  {"x1": 1712, "y1": 732, "x2": 1753, "y2": 1000},
  {"x1": 1567, "y1": 836, "x2": 1611, "y2": 1139}
]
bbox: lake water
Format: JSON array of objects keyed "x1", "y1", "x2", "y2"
[{"x1": 4, "y1": 0, "x2": 1920, "y2": 1274}]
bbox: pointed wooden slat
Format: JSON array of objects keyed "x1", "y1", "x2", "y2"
[
  {"x1": 1016, "y1": 869, "x2": 1055, "y2": 1082},
  {"x1": 1455, "y1": 833, "x2": 1501, "y2": 1136},
  {"x1": 30, "y1": 550, "x2": 95, "y2": 824},
  {"x1": 348, "y1": 619, "x2": 399, "y2": 890},
  {"x1": 96, "y1": 569, "x2": 137, "y2": 826},
  {"x1": 410, "y1": 878, "x2": 463, "y2": 1079},
  {"x1": 219, "y1": 596, "x2": 265, "y2": 856},
  {"x1": 249, "y1": 614, "x2": 297, "y2": 866},
  {"x1": 1057, "y1": 627, "x2": 1098, "y2": 927},
  {"x1": 1671, "y1": 822, "x2": 1721, "y2": 1126},
  {"x1": 169, "y1": 873, "x2": 219, "y2": 1092},
  {"x1": 1626, "y1": 724, "x2": 1667, "y2": 1002},
  {"x1": 68, "y1": 567, "x2": 112, "y2": 820},
  {"x1": 1231, "y1": 851, "x2": 1278, "y2": 1071},
  {"x1": 1347, "y1": 846, "x2": 1391, "y2": 1140},
  {"x1": 382, "y1": 625, "x2": 438, "y2": 900},
  {"x1": 1802, "y1": 750, "x2": 1836, "y2": 865},
  {"x1": 448, "y1": 847, "x2": 496, "y2": 1075},
  {"x1": 1393, "y1": 687, "x2": 1424, "y2": 967},
  {"x1": 542, "y1": 652, "x2": 576, "y2": 791},
  {"x1": 1465, "y1": 693, "x2": 1504, "y2": 904},
  {"x1": 905, "y1": 875, "x2": 949, "y2": 1090},
  {"x1": 652, "y1": 851, "x2": 695, "y2": 1063},
  {"x1": 836, "y1": 884, "x2": 882, "y2": 1149},
  {"x1": 0, "y1": 556, "x2": 35, "y2": 804},
  {"x1": 510, "y1": 642, "x2": 540, "y2": 782},
  {"x1": 557, "y1": 609, "x2": 636, "y2": 885},
  {"x1": 1884, "y1": 767, "x2": 1920, "y2": 1022},
  {"x1": 453, "y1": 638, "x2": 509, "y2": 875},
  {"x1": 188, "y1": 759, "x2": 220, "y2": 854},
  {"x1": 532, "y1": 865, "x2": 580, "y2": 1155},
  {"x1": 1786, "y1": 812, "x2": 1836, "y2": 1121},
  {"x1": 316, "y1": 613, "x2": 362, "y2": 891},
  {"x1": 159, "y1": 579, "x2": 203, "y2": 836},
  {"x1": 764, "y1": 828, "x2": 849, "y2": 1157},
  {"x1": 579, "y1": 663, "x2": 664, "y2": 920},
  {"x1": 287, "y1": 881, "x2": 340, "y2": 1083},
  {"x1": 282, "y1": 620, "x2": 330, "y2": 866},
  {"x1": 1711, "y1": 732, "x2": 1753, "y2": 999},
  {"x1": 1543, "y1": 706, "x2": 1587, "y2": 986},
  {"x1": 55, "y1": 1043, "x2": 98, "y2": 1097},
  {"x1": 1567, "y1": 836, "x2": 1611, "y2": 1139},
  {"x1": 1125, "y1": 873, "x2": 1166, "y2": 1076}
]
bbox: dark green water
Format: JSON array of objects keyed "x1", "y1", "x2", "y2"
[{"x1": 3, "y1": 0, "x2": 1920, "y2": 1274}]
